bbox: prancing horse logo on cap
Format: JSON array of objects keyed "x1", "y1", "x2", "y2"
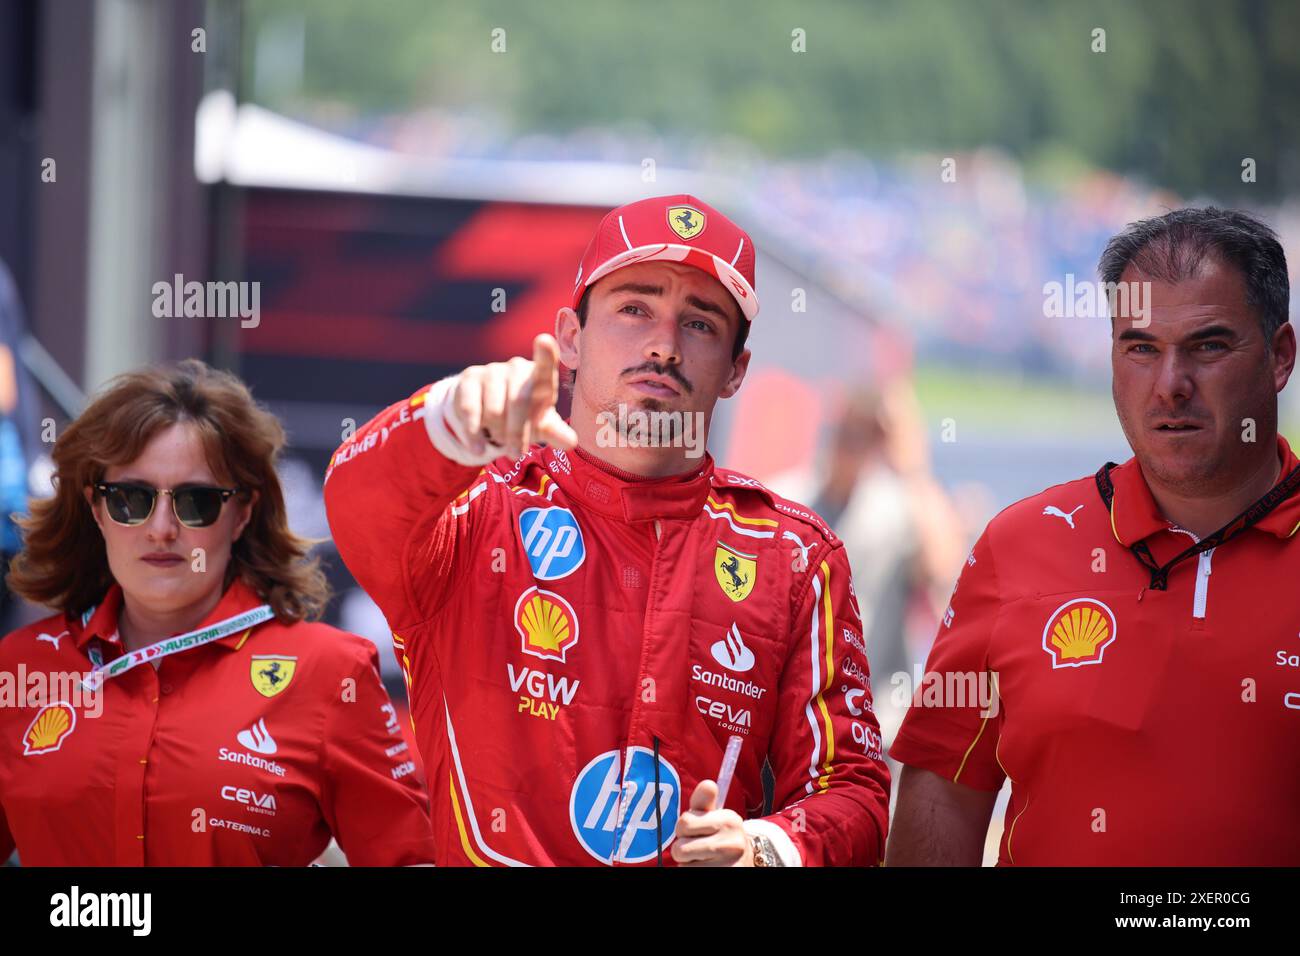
[{"x1": 667, "y1": 205, "x2": 706, "y2": 240}]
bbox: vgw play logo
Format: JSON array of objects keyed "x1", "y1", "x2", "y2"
[{"x1": 569, "y1": 747, "x2": 680, "y2": 864}]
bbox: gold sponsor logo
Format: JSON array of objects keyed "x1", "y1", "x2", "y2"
[
  {"x1": 22, "y1": 701, "x2": 77, "y2": 755},
  {"x1": 515, "y1": 586, "x2": 580, "y2": 663},
  {"x1": 1042, "y1": 598, "x2": 1117, "y2": 668}
]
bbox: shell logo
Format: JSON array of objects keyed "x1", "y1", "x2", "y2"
[
  {"x1": 514, "y1": 586, "x2": 580, "y2": 664},
  {"x1": 1042, "y1": 598, "x2": 1118, "y2": 668},
  {"x1": 22, "y1": 701, "x2": 77, "y2": 756}
]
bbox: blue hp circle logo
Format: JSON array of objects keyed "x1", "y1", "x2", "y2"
[
  {"x1": 569, "y1": 747, "x2": 680, "y2": 864},
  {"x1": 519, "y1": 507, "x2": 585, "y2": 580}
]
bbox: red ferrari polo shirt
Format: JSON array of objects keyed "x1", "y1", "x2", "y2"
[
  {"x1": 892, "y1": 435, "x2": 1300, "y2": 865},
  {"x1": 0, "y1": 577, "x2": 436, "y2": 866}
]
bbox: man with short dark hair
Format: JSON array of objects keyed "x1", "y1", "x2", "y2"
[
  {"x1": 888, "y1": 207, "x2": 1300, "y2": 866},
  {"x1": 325, "y1": 195, "x2": 891, "y2": 866}
]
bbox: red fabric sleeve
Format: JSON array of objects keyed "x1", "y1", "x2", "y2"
[
  {"x1": 760, "y1": 542, "x2": 892, "y2": 866},
  {"x1": 323, "y1": 383, "x2": 484, "y2": 629},
  {"x1": 319, "y1": 640, "x2": 438, "y2": 866},
  {"x1": 889, "y1": 527, "x2": 1006, "y2": 792},
  {"x1": 0, "y1": 798, "x2": 13, "y2": 863}
]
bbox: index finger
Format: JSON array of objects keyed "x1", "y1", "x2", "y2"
[
  {"x1": 530, "y1": 333, "x2": 560, "y2": 385},
  {"x1": 526, "y1": 334, "x2": 561, "y2": 416}
]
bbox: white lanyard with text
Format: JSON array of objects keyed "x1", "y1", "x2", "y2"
[{"x1": 81, "y1": 604, "x2": 275, "y2": 690}]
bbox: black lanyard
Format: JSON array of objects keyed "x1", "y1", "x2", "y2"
[{"x1": 1094, "y1": 461, "x2": 1300, "y2": 590}]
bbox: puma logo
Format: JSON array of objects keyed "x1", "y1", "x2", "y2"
[
  {"x1": 1042, "y1": 504, "x2": 1084, "y2": 529},
  {"x1": 36, "y1": 631, "x2": 68, "y2": 650}
]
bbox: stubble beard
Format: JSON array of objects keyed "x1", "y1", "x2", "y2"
[
  {"x1": 1118, "y1": 399, "x2": 1277, "y2": 500},
  {"x1": 601, "y1": 395, "x2": 688, "y2": 445}
]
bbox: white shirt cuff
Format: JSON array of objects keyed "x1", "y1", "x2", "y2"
[
  {"x1": 422, "y1": 374, "x2": 505, "y2": 467},
  {"x1": 743, "y1": 818, "x2": 803, "y2": 867}
]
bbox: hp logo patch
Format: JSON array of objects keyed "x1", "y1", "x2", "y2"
[
  {"x1": 519, "y1": 507, "x2": 585, "y2": 580},
  {"x1": 569, "y1": 747, "x2": 680, "y2": 864}
]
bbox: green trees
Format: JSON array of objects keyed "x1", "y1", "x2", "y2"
[{"x1": 242, "y1": 0, "x2": 1300, "y2": 200}]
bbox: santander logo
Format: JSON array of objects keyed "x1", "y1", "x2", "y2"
[
  {"x1": 236, "y1": 718, "x2": 277, "y2": 755},
  {"x1": 710, "y1": 623, "x2": 756, "y2": 673}
]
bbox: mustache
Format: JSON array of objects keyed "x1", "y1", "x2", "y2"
[{"x1": 623, "y1": 362, "x2": 693, "y2": 394}]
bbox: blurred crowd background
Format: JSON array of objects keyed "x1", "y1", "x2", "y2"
[{"x1": 1, "y1": 0, "x2": 1297, "y2": 863}]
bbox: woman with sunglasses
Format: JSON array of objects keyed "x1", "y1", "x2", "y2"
[{"x1": 0, "y1": 360, "x2": 435, "y2": 865}]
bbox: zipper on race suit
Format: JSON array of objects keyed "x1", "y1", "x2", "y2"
[
  {"x1": 653, "y1": 735, "x2": 664, "y2": 867},
  {"x1": 650, "y1": 523, "x2": 663, "y2": 863}
]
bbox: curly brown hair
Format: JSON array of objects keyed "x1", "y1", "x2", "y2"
[{"x1": 7, "y1": 359, "x2": 329, "y2": 623}]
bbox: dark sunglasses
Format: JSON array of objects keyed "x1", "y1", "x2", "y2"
[{"x1": 92, "y1": 481, "x2": 242, "y2": 529}]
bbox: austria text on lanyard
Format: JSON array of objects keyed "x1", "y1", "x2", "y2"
[{"x1": 81, "y1": 605, "x2": 275, "y2": 691}]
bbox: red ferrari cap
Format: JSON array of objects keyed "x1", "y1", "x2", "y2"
[{"x1": 571, "y1": 194, "x2": 759, "y2": 321}]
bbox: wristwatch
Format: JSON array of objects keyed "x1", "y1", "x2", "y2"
[{"x1": 751, "y1": 833, "x2": 783, "y2": 867}]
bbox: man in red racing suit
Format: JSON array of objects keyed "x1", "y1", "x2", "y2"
[{"x1": 324, "y1": 195, "x2": 890, "y2": 866}]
